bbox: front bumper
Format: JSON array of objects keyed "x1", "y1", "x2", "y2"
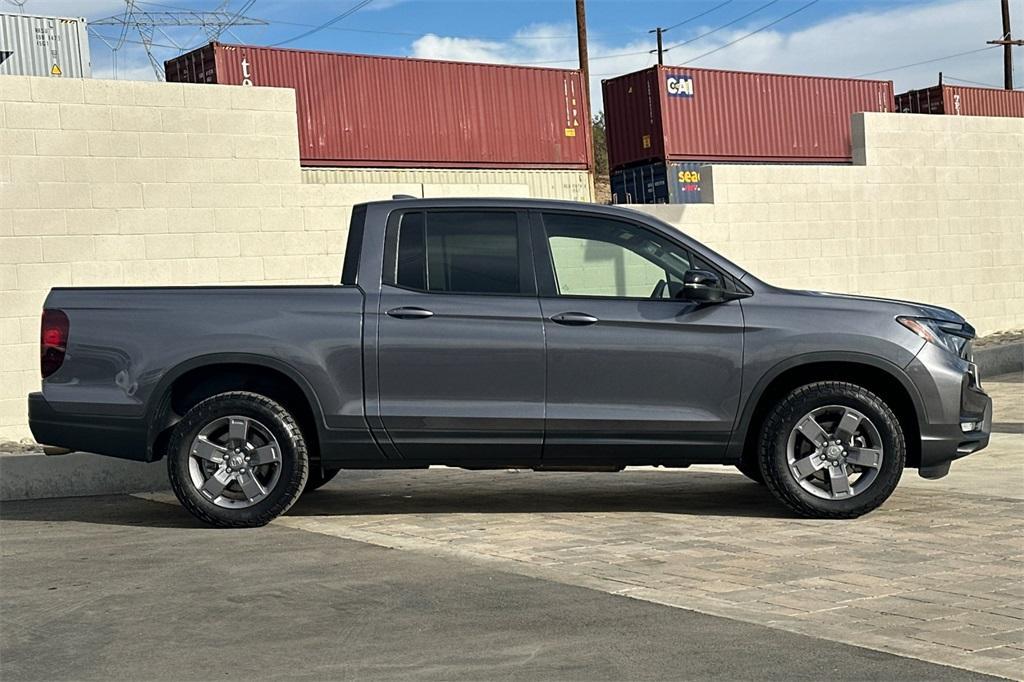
[
  {"x1": 906, "y1": 345, "x2": 993, "y2": 479},
  {"x1": 28, "y1": 392, "x2": 150, "y2": 462}
]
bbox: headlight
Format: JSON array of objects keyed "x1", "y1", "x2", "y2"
[{"x1": 897, "y1": 316, "x2": 974, "y2": 357}]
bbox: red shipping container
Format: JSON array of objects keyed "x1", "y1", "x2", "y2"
[
  {"x1": 165, "y1": 42, "x2": 593, "y2": 169},
  {"x1": 602, "y1": 65, "x2": 894, "y2": 170},
  {"x1": 896, "y1": 84, "x2": 1024, "y2": 117}
]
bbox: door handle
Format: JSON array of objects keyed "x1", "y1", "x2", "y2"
[
  {"x1": 386, "y1": 307, "x2": 434, "y2": 320},
  {"x1": 550, "y1": 312, "x2": 599, "y2": 326}
]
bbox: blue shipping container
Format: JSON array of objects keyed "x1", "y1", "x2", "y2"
[{"x1": 610, "y1": 161, "x2": 709, "y2": 204}]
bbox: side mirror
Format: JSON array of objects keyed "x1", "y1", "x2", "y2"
[{"x1": 679, "y1": 269, "x2": 725, "y2": 303}]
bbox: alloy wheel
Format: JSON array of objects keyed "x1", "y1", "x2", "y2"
[
  {"x1": 785, "y1": 405, "x2": 884, "y2": 500},
  {"x1": 187, "y1": 415, "x2": 283, "y2": 509}
]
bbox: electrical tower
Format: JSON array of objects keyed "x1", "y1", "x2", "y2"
[{"x1": 91, "y1": 0, "x2": 266, "y2": 80}]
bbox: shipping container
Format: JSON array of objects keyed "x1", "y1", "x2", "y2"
[
  {"x1": 0, "y1": 12, "x2": 90, "y2": 78},
  {"x1": 602, "y1": 65, "x2": 894, "y2": 170},
  {"x1": 610, "y1": 161, "x2": 709, "y2": 204},
  {"x1": 896, "y1": 83, "x2": 1024, "y2": 117},
  {"x1": 166, "y1": 42, "x2": 593, "y2": 170},
  {"x1": 302, "y1": 167, "x2": 594, "y2": 202}
]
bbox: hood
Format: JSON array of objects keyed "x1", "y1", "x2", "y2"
[{"x1": 789, "y1": 289, "x2": 967, "y2": 324}]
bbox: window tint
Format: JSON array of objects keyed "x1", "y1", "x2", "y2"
[
  {"x1": 395, "y1": 211, "x2": 520, "y2": 295},
  {"x1": 543, "y1": 213, "x2": 691, "y2": 299},
  {"x1": 396, "y1": 212, "x2": 426, "y2": 290}
]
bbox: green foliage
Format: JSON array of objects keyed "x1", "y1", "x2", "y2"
[{"x1": 591, "y1": 112, "x2": 609, "y2": 178}]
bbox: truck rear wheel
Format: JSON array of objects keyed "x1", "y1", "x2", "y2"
[
  {"x1": 167, "y1": 391, "x2": 309, "y2": 528},
  {"x1": 759, "y1": 381, "x2": 905, "y2": 519}
]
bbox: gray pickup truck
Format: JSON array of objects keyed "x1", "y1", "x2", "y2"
[{"x1": 29, "y1": 198, "x2": 991, "y2": 527}]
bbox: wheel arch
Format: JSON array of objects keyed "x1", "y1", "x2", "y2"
[
  {"x1": 146, "y1": 353, "x2": 325, "y2": 463},
  {"x1": 731, "y1": 353, "x2": 926, "y2": 471}
]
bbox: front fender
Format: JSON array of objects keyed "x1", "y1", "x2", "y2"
[{"x1": 725, "y1": 350, "x2": 928, "y2": 462}]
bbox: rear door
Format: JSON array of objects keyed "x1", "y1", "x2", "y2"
[
  {"x1": 533, "y1": 210, "x2": 745, "y2": 464},
  {"x1": 375, "y1": 209, "x2": 545, "y2": 464}
]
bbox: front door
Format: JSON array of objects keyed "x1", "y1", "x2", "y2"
[
  {"x1": 533, "y1": 210, "x2": 745, "y2": 464},
  {"x1": 376, "y1": 209, "x2": 544, "y2": 464}
]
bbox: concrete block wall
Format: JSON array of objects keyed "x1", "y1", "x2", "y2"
[
  {"x1": 0, "y1": 76, "x2": 531, "y2": 440},
  {"x1": 634, "y1": 112, "x2": 1023, "y2": 335},
  {"x1": 2, "y1": 77, "x2": 1022, "y2": 441}
]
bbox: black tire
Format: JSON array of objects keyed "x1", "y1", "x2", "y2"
[
  {"x1": 303, "y1": 467, "x2": 341, "y2": 493},
  {"x1": 736, "y1": 460, "x2": 765, "y2": 484},
  {"x1": 760, "y1": 381, "x2": 905, "y2": 519},
  {"x1": 167, "y1": 391, "x2": 309, "y2": 528}
]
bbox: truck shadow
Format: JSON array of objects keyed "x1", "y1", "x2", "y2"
[
  {"x1": 0, "y1": 471, "x2": 793, "y2": 527},
  {"x1": 289, "y1": 470, "x2": 792, "y2": 520}
]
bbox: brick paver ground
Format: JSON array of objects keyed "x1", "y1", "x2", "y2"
[
  {"x1": 273, "y1": 461, "x2": 1023, "y2": 679},
  {"x1": 144, "y1": 375, "x2": 1024, "y2": 679}
]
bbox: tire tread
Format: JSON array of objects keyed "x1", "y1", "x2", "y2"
[
  {"x1": 759, "y1": 381, "x2": 905, "y2": 519},
  {"x1": 167, "y1": 391, "x2": 308, "y2": 528}
]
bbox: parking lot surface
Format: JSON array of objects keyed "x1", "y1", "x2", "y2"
[
  {"x1": 2, "y1": 373, "x2": 1021, "y2": 680},
  {"x1": 0, "y1": 495, "x2": 998, "y2": 681}
]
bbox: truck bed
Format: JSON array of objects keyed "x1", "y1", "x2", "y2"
[{"x1": 34, "y1": 285, "x2": 367, "y2": 461}]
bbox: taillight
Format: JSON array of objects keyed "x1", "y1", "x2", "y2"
[{"x1": 41, "y1": 309, "x2": 69, "y2": 379}]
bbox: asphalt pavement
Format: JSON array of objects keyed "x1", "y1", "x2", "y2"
[{"x1": 0, "y1": 494, "x2": 997, "y2": 681}]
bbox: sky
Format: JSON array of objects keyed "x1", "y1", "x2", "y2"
[{"x1": 9, "y1": 0, "x2": 1023, "y2": 112}]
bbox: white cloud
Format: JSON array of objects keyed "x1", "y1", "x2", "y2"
[
  {"x1": 90, "y1": 60, "x2": 159, "y2": 81},
  {"x1": 410, "y1": 0, "x2": 1011, "y2": 113},
  {"x1": 12, "y1": 0, "x2": 126, "y2": 18}
]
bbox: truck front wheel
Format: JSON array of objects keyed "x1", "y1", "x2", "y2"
[
  {"x1": 167, "y1": 391, "x2": 309, "y2": 528},
  {"x1": 759, "y1": 381, "x2": 905, "y2": 519}
]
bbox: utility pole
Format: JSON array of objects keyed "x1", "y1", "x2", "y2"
[
  {"x1": 91, "y1": 4, "x2": 265, "y2": 80},
  {"x1": 575, "y1": 0, "x2": 596, "y2": 202},
  {"x1": 575, "y1": 0, "x2": 590, "y2": 106},
  {"x1": 987, "y1": 0, "x2": 1023, "y2": 90},
  {"x1": 651, "y1": 27, "x2": 664, "y2": 65}
]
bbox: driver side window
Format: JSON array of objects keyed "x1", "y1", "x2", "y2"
[{"x1": 543, "y1": 213, "x2": 692, "y2": 299}]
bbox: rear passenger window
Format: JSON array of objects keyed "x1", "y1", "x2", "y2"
[{"x1": 395, "y1": 211, "x2": 521, "y2": 295}]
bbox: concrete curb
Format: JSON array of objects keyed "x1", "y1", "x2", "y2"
[
  {"x1": 975, "y1": 341, "x2": 1023, "y2": 378},
  {"x1": 0, "y1": 452, "x2": 168, "y2": 501}
]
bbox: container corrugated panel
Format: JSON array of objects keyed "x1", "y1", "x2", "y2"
[
  {"x1": 603, "y1": 65, "x2": 894, "y2": 169},
  {"x1": 302, "y1": 167, "x2": 594, "y2": 202},
  {"x1": 896, "y1": 84, "x2": 1024, "y2": 117},
  {"x1": 0, "y1": 12, "x2": 90, "y2": 78},
  {"x1": 166, "y1": 42, "x2": 593, "y2": 170},
  {"x1": 610, "y1": 161, "x2": 708, "y2": 204}
]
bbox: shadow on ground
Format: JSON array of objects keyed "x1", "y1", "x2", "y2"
[
  {"x1": 0, "y1": 471, "x2": 793, "y2": 527},
  {"x1": 290, "y1": 470, "x2": 792, "y2": 519}
]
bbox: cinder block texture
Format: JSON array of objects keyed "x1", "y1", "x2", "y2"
[
  {"x1": 2, "y1": 78, "x2": 1023, "y2": 442},
  {"x1": 635, "y1": 112, "x2": 1023, "y2": 338},
  {"x1": 0, "y1": 76, "x2": 549, "y2": 439}
]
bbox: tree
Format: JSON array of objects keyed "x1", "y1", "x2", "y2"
[{"x1": 591, "y1": 112, "x2": 609, "y2": 178}]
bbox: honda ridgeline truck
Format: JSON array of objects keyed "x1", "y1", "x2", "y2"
[{"x1": 29, "y1": 198, "x2": 992, "y2": 527}]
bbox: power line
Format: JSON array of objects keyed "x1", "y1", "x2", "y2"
[
  {"x1": 88, "y1": 29, "x2": 181, "y2": 51},
  {"x1": 663, "y1": 0, "x2": 734, "y2": 33},
  {"x1": 682, "y1": 0, "x2": 820, "y2": 65},
  {"x1": 134, "y1": 0, "x2": 640, "y2": 41},
  {"x1": 269, "y1": 0, "x2": 376, "y2": 47},
  {"x1": 853, "y1": 46, "x2": 1000, "y2": 78},
  {"x1": 943, "y1": 74, "x2": 1024, "y2": 90},
  {"x1": 663, "y1": 0, "x2": 780, "y2": 53}
]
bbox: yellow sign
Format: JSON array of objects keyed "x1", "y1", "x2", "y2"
[
  {"x1": 50, "y1": 64, "x2": 62, "y2": 76},
  {"x1": 641, "y1": 134, "x2": 651, "y2": 149},
  {"x1": 564, "y1": 128, "x2": 576, "y2": 137}
]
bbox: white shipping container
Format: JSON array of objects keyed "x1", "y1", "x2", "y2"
[
  {"x1": 0, "y1": 13, "x2": 90, "y2": 78},
  {"x1": 302, "y1": 168, "x2": 595, "y2": 203}
]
